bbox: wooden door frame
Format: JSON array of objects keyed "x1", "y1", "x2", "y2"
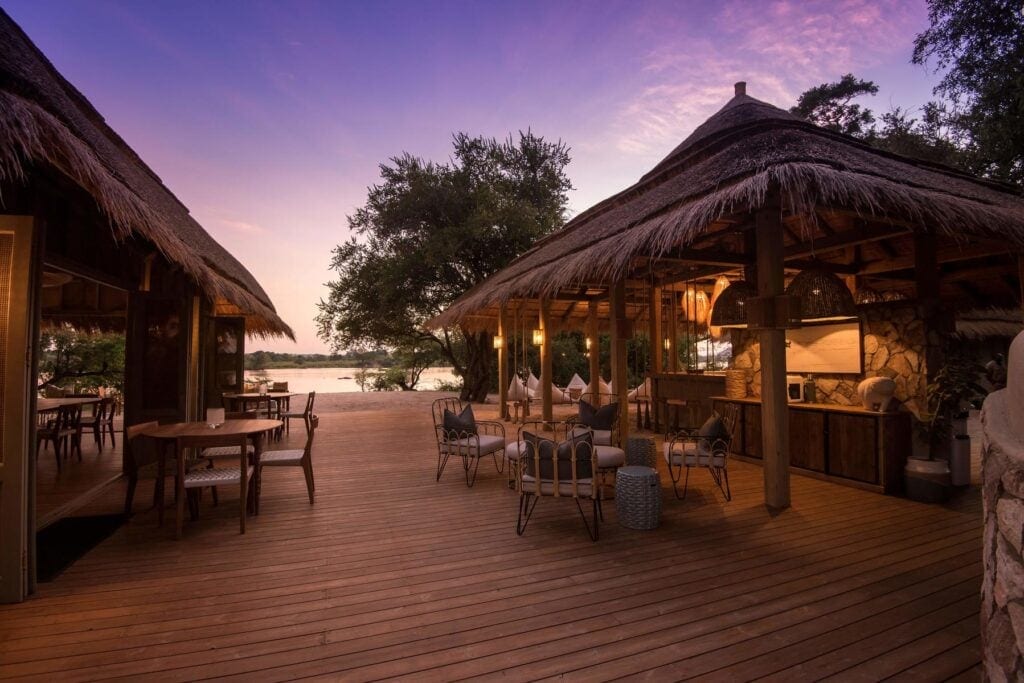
[{"x1": 0, "y1": 215, "x2": 41, "y2": 603}]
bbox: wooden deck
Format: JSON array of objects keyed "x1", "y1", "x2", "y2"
[{"x1": 0, "y1": 395, "x2": 982, "y2": 681}]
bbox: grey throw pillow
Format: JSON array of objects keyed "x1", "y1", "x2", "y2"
[{"x1": 443, "y1": 404, "x2": 477, "y2": 436}]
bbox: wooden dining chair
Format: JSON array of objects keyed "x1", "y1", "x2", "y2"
[
  {"x1": 38, "y1": 404, "x2": 83, "y2": 468},
  {"x1": 124, "y1": 421, "x2": 164, "y2": 515},
  {"x1": 174, "y1": 431, "x2": 254, "y2": 539},
  {"x1": 79, "y1": 398, "x2": 114, "y2": 451},
  {"x1": 258, "y1": 415, "x2": 319, "y2": 504},
  {"x1": 283, "y1": 391, "x2": 315, "y2": 434},
  {"x1": 100, "y1": 397, "x2": 117, "y2": 449}
]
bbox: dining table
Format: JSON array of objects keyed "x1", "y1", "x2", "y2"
[
  {"x1": 223, "y1": 392, "x2": 296, "y2": 417},
  {"x1": 37, "y1": 396, "x2": 101, "y2": 413},
  {"x1": 139, "y1": 418, "x2": 282, "y2": 526}
]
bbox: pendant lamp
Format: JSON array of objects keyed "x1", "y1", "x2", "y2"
[
  {"x1": 785, "y1": 268, "x2": 857, "y2": 322},
  {"x1": 709, "y1": 280, "x2": 757, "y2": 328}
]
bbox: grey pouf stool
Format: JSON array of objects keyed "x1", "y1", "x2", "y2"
[
  {"x1": 615, "y1": 465, "x2": 661, "y2": 530},
  {"x1": 626, "y1": 435, "x2": 656, "y2": 468}
]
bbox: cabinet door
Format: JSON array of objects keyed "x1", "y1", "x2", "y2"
[
  {"x1": 828, "y1": 414, "x2": 879, "y2": 483},
  {"x1": 743, "y1": 404, "x2": 762, "y2": 459},
  {"x1": 789, "y1": 410, "x2": 826, "y2": 472}
]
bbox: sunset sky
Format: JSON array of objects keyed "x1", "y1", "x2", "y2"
[{"x1": 4, "y1": 0, "x2": 941, "y2": 353}]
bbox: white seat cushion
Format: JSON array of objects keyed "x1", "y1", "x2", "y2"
[
  {"x1": 505, "y1": 441, "x2": 525, "y2": 461},
  {"x1": 663, "y1": 441, "x2": 726, "y2": 468},
  {"x1": 183, "y1": 465, "x2": 254, "y2": 488},
  {"x1": 261, "y1": 449, "x2": 304, "y2": 465},
  {"x1": 442, "y1": 434, "x2": 505, "y2": 456},
  {"x1": 595, "y1": 445, "x2": 625, "y2": 468},
  {"x1": 521, "y1": 474, "x2": 593, "y2": 497},
  {"x1": 202, "y1": 445, "x2": 254, "y2": 459}
]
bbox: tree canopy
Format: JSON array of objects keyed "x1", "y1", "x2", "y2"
[
  {"x1": 317, "y1": 131, "x2": 572, "y2": 401},
  {"x1": 38, "y1": 327, "x2": 125, "y2": 392},
  {"x1": 790, "y1": 74, "x2": 879, "y2": 138},
  {"x1": 912, "y1": 0, "x2": 1024, "y2": 185}
]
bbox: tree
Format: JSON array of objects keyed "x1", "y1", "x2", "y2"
[
  {"x1": 792, "y1": 76, "x2": 970, "y2": 171},
  {"x1": 317, "y1": 131, "x2": 572, "y2": 402},
  {"x1": 790, "y1": 74, "x2": 879, "y2": 138},
  {"x1": 913, "y1": 0, "x2": 1024, "y2": 185},
  {"x1": 38, "y1": 327, "x2": 125, "y2": 392}
]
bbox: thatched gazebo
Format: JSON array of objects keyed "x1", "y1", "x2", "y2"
[
  {"x1": 0, "y1": 9, "x2": 291, "y2": 601},
  {"x1": 431, "y1": 82, "x2": 1024, "y2": 511}
]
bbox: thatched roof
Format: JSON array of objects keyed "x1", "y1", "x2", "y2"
[
  {"x1": 431, "y1": 84, "x2": 1024, "y2": 328},
  {"x1": 956, "y1": 308, "x2": 1024, "y2": 340},
  {"x1": 0, "y1": 10, "x2": 292, "y2": 339}
]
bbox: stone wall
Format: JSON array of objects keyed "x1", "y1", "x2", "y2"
[
  {"x1": 730, "y1": 303, "x2": 929, "y2": 416},
  {"x1": 981, "y1": 389, "x2": 1024, "y2": 680}
]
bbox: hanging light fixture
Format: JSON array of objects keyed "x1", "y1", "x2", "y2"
[
  {"x1": 709, "y1": 280, "x2": 757, "y2": 328},
  {"x1": 785, "y1": 268, "x2": 857, "y2": 322},
  {"x1": 854, "y1": 286, "x2": 883, "y2": 305},
  {"x1": 532, "y1": 328, "x2": 544, "y2": 346},
  {"x1": 493, "y1": 335, "x2": 504, "y2": 350}
]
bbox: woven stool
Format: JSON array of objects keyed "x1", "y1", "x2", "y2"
[
  {"x1": 615, "y1": 465, "x2": 661, "y2": 530},
  {"x1": 626, "y1": 435, "x2": 656, "y2": 468}
]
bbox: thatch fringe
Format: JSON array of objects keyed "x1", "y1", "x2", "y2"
[
  {"x1": 0, "y1": 91, "x2": 293, "y2": 339},
  {"x1": 955, "y1": 308, "x2": 1024, "y2": 340},
  {"x1": 429, "y1": 160, "x2": 1024, "y2": 329}
]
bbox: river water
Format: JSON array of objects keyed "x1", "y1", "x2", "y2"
[{"x1": 244, "y1": 366, "x2": 460, "y2": 394}]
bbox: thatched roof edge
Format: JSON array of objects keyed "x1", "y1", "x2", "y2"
[{"x1": 428, "y1": 158, "x2": 1024, "y2": 329}]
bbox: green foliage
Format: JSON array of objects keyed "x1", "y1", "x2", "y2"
[
  {"x1": 790, "y1": 74, "x2": 880, "y2": 138},
  {"x1": 245, "y1": 349, "x2": 384, "y2": 369},
  {"x1": 316, "y1": 131, "x2": 572, "y2": 402},
  {"x1": 916, "y1": 344, "x2": 986, "y2": 452},
  {"x1": 913, "y1": 0, "x2": 1024, "y2": 184},
  {"x1": 38, "y1": 327, "x2": 125, "y2": 392}
]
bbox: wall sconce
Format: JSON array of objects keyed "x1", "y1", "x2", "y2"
[
  {"x1": 663, "y1": 338, "x2": 672, "y2": 351},
  {"x1": 532, "y1": 329, "x2": 544, "y2": 346},
  {"x1": 585, "y1": 337, "x2": 592, "y2": 351},
  {"x1": 492, "y1": 335, "x2": 504, "y2": 350}
]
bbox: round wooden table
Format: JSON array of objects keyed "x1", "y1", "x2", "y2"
[
  {"x1": 140, "y1": 419, "x2": 282, "y2": 529},
  {"x1": 223, "y1": 392, "x2": 296, "y2": 417}
]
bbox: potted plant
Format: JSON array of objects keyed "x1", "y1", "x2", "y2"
[{"x1": 909, "y1": 351, "x2": 985, "y2": 496}]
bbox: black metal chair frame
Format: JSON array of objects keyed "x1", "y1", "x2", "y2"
[
  {"x1": 514, "y1": 423, "x2": 603, "y2": 542},
  {"x1": 665, "y1": 403, "x2": 739, "y2": 502},
  {"x1": 432, "y1": 397, "x2": 505, "y2": 487}
]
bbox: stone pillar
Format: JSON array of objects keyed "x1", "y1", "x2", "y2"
[{"x1": 981, "y1": 331, "x2": 1024, "y2": 679}]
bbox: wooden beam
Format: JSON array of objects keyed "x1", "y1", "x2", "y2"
[
  {"x1": 497, "y1": 304, "x2": 508, "y2": 420},
  {"x1": 668, "y1": 285, "x2": 679, "y2": 372},
  {"x1": 587, "y1": 300, "x2": 600, "y2": 399},
  {"x1": 539, "y1": 298, "x2": 553, "y2": 424},
  {"x1": 784, "y1": 224, "x2": 907, "y2": 260},
  {"x1": 757, "y1": 200, "x2": 791, "y2": 511},
  {"x1": 650, "y1": 285, "x2": 663, "y2": 375},
  {"x1": 655, "y1": 247, "x2": 752, "y2": 267},
  {"x1": 609, "y1": 279, "x2": 629, "y2": 442},
  {"x1": 859, "y1": 241, "x2": 1011, "y2": 276}
]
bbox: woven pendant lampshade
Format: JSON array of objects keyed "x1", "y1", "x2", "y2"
[
  {"x1": 709, "y1": 280, "x2": 757, "y2": 328},
  {"x1": 785, "y1": 268, "x2": 857, "y2": 322},
  {"x1": 854, "y1": 286, "x2": 883, "y2": 305}
]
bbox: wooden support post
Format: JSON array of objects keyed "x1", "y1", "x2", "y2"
[
  {"x1": 669, "y1": 286, "x2": 679, "y2": 372},
  {"x1": 610, "y1": 279, "x2": 630, "y2": 443},
  {"x1": 757, "y1": 201, "x2": 791, "y2": 511},
  {"x1": 539, "y1": 298, "x2": 553, "y2": 424},
  {"x1": 649, "y1": 285, "x2": 663, "y2": 375},
  {"x1": 587, "y1": 300, "x2": 600, "y2": 400},
  {"x1": 497, "y1": 304, "x2": 508, "y2": 420},
  {"x1": 915, "y1": 233, "x2": 946, "y2": 384},
  {"x1": 1018, "y1": 255, "x2": 1024, "y2": 310}
]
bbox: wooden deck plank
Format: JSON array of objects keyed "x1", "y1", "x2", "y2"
[{"x1": 0, "y1": 396, "x2": 983, "y2": 681}]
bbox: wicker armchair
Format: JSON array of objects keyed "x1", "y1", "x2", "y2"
[
  {"x1": 663, "y1": 402, "x2": 739, "y2": 501},
  {"x1": 432, "y1": 397, "x2": 505, "y2": 487},
  {"x1": 515, "y1": 422, "x2": 602, "y2": 541}
]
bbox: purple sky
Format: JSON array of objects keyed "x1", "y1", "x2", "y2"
[{"x1": 5, "y1": 0, "x2": 939, "y2": 353}]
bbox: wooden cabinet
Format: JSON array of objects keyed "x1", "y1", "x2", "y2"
[
  {"x1": 713, "y1": 397, "x2": 911, "y2": 494},
  {"x1": 828, "y1": 413, "x2": 879, "y2": 484},
  {"x1": 789, "y1": 410, "x2": 826, "y2": 472}
]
